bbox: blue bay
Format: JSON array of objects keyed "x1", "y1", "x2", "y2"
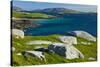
[{"x1": 25, "y1": 14, "x2": 97, "y2": 36}]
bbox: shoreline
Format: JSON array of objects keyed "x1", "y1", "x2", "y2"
[{"x1": 12, "y1": 17, "x2": 56, "y2": 21}]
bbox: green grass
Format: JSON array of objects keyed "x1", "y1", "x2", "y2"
[
  {"x1": 76, "y1": 37, "x2": 97, "y2": 58},
  {"x1": 12, "y1": 34, "x2": 97, "y2": 66},
  {"x1": 12, "y1": 11, "x2": 55, "y2": 19}
]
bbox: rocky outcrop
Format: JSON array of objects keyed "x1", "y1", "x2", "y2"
[
  {"x1": 12, "y1": 19, "x2": 39, "y2": 30},
  {"x1": 58, "y1": 36, "x2": 77, "y2": 45},
  {"x1": 22, "y1": 51, "x2": 46, "y2": 61},
  {"x1": 48, "y1": 43, "x2": 84, "y2": 59},
  {"x1": 68, "y1": 31, "x2": 96, "y2": 42},
  {"x1": 12, "y1": 29, "x2": 24, "y2": 39}
]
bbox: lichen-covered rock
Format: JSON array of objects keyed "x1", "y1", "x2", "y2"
[
  {"x1": 48, "y1": 43, "x2": 84, "y2": 59},
  {"x1": 58, "y1": 36, "x2": 77, "y2": 45},
  {"x1": 12, "y1": 29, "x2": 24, "y2": 39},
  {"x1": 68, "y1": 31, "x2": 96, "y2": 42}
]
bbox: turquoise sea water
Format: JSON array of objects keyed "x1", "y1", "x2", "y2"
[{"x1": 25, "y1": 14, "x2": 97, "y2": 36}]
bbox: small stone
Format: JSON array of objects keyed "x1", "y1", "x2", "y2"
[
  {"x1": 81, "y1": 42, "x2": 87, "y2": 45},
  {"x1": 88, "y1": 57, "x2": 96, "y2": 60},
  {"x1": 81, "y1": 42, "x2": 91, "y2": 45},
  {"x1": 12, "y1": 47, "x2": 15, "y2": 51},
  {"x1": 16, "y1": 53, "x2": 22, "y2": 56},
  {"x1": 87, "y1": 42, "x2": 91, "y2": 45}
]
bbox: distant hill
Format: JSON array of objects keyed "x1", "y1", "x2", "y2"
[
  {"x1": 12, "y1": 7, "x2": 96, "y2": 18},
  {"x1": 12, "y1": 6, "x2": 23, "y2": 12},
  {"x1": 31, "y1": 8, "x2": 82, "y2": 16},
  {"x1": 12, "y1": 6, "x2": 56, "y2": 19}
]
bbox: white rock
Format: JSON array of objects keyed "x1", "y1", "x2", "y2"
[
  {"x1": 26, "y1": 40, "x2": 52, "y2": 45},
  {"x1": 58, "y1": 36, "x2": 77, "y2": 45},
  {"x1": 81, "y1": 42, "x2": 87, "y2": 45},
  {"x1": 87, "y1": 42, "x2": 91, "y2": 45},
  {"x1": 68, "y1": 31, "x2": 96, "y2": 42},
  {"x1": 88, "y1": 57, "x2": 96, "y2": 60},
  {"x1": 12, "y1": 29, "x2": 24, "y2": 39},
  {"x1": 24, "y1": 51, "x2": 46, "y2": 61},
  {"x1": 48, "y1": 43, "x2": 84, "y2": 59},
  {"x1": 81, "y1": 42, "x2": 91, "y2": 45},
  {"x1": 12, "y1": 47, "x2": 15, "y2": 51},
  {"x1": 16, "y1": 53, "x2": 22, "y2": 56}
]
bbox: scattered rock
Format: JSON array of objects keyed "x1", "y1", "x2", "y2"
[
  {"x1": 12, "y1": 29, "x2": 24, "y2": 39},
  {"x1": 81, "y1": 41, "x2": 91, "y2": 45},
  {"x1": 68, "y1": 31, "x2": 96, "y2": 42},
  {"x1": 88, "y1": 57, "x2": 96, "y2": 61},
  {"x1": 23, "y1": 51, "x2": 46, "y2": 61},
  {"x1": 58, "y1": 36, "x2": 77, "y2": 45},
  {"x1": 48, "y1": 43, "x2": 84, "y2": 59}
]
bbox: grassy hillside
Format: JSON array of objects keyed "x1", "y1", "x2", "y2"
[
  {"x1": 12, "y1": 34, "x2": 97, "y2": 66},
  {"x1": 12, "y1": 11, "x2": 55, "y2": 19}
]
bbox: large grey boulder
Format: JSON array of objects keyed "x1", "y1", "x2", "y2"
[
  {"x1": 68, "y1": 31, "x2": 96, "y2": 42},
  {"x1": 23, "y1": 51, "x2": 46, "y2": 61},
  {"x1": 12, "y1": 29, "x2": 24, "y2": 39},
  {"x1": 48, "y1": 43, "x2": 84, "y2": 59},
  {"x1": 58, "y1": 36, "x2": 77, "y2": 45}
]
